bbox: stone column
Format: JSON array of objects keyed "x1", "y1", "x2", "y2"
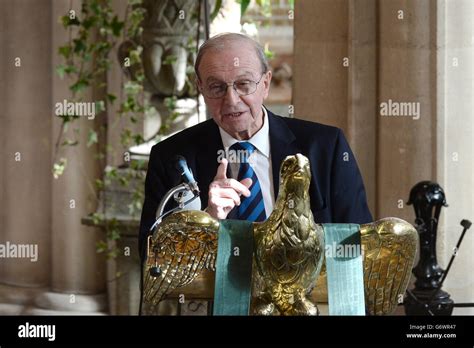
[
  {"x1": 293, "y1": 0, "x2": 349, "y2": 131},
  {"x1": 436, "y1": 0, "x2": 474, "y2": 315},
  {"x1": 294, "y1": 0, "x2": 437, "y2": 221},
  {"x1": 347, "y1": 0, "x2": 377, "y2": 215},
  {"x1": 0, "y1": 0, "x2": 52, "y2": 314},
  {"x1": 28, "y1": 0, "x2": 108, "y2": 315},
  {"x1": 377, "y1": 0, "x2": 436, "y2": 221},
  {"x1": 293, "y1": 0, "x2": 377, "y2": 215}
]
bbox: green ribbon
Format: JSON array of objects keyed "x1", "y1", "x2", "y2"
[
  {"x1": 213, "y1": 219, "x2": 254, "y2": 316},
  {"x1": 212, "y1": 221, "x2": 366, "y2": 316},
  {"x1": 323, "y1": 223, "x2": 366, "y2": 315}
]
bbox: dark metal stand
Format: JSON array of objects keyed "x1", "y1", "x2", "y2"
[
  {"x1": 404, "y1": 181, "x2": 472, "y2": 315},
  {"x1": 404, "y1": 181, "x2": 453, "y2": 315}
]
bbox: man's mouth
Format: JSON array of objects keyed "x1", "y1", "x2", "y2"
[{"x1": 223, "y1": 111, "x2": 245, "y2": 118}]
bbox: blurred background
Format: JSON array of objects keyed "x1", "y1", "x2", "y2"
[{"x1": 0, "y1": 0, "x2": 472, "y2": 315}]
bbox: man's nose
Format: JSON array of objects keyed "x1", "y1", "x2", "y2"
[{"x1": 223, "y1": 84, "x2": 240, "y2": 105}]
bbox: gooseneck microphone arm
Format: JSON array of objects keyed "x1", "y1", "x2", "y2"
[
  {"x1": 149, "y1": 155, "x2": 200, "y2": 231},
  {"x1": 148, "y1": 182, "x2": 199, "y2": 232},
  {"x1": 139, "y1": 155, "x2": 200, "y2": 315}
]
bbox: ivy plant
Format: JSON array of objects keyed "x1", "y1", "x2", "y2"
[{"x1": 55, "y1": 0, "x2": 151, "y2": 260}]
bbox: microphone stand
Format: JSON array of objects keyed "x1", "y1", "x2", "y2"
[{"x1": 150, "y1": 182, "x2": 199, "y2": 232}]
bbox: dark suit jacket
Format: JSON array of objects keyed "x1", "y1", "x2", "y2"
[{"x1": 138, "y1": 108, "x2": 373, "y2": 261}]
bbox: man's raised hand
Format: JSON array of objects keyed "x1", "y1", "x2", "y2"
[{"x1": 206, "y1": 158, "x2": 252, "y2": 219}]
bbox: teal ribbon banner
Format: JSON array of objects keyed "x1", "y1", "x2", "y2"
[
  {"x1": 323, "y1": 223, "x2": 366, "y2": 315},
  {"x1": 213, "y1": 221, "x2": 366, "y2": 316},
  {"x1": 213, "y1": 219, "x2": 254, "y2": 316}
]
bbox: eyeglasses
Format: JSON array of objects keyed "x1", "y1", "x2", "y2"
[{"x1": 200, "y1": 73, "x2": 266, "y2": 99}]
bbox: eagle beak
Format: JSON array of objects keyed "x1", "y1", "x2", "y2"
[{"x1": 296, "y1": 153, "x2": 306, "y2": 170}]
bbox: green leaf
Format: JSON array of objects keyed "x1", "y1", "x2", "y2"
[
  {"x1": 95, "y1": 152, "x2": 105, "y2": 160},
  {"x1": 60, "y1": 15, "x2": 69, "y2": 28},
  {"x1": 82, "y1": 17, "x2": 96, "y2": 29},
  {"x1": 129, "y1": 49, "x2": 142, "y2": 65},
  {"x1": 65, "y1": 65, "x2": 77, "y2": 74},
  {"x1": 118, "y1": 176, "x2": 128, "y2": 186},
  {"x1": 58, "y1": 45, "x2": 71, "y2": 59},
  {"x1": 91, "y1": 212, "x2": 105, "y2": 225},
  {"x1": 164, "y1": 96, "x2": 177, "y2": 110},
  {"x1": 96, "y1": 240, "x2": 107, "y2": 253},
  {"x1": 90, "y1": 1, "x2": 101, "y2": 15},
  {"x1": 107, "y1": 94, "x2": 117, "y2": 103},
  {"x1": 107, "y1": 249, "x2": 119, "y2": 259},
  {"x1": 133, "y1": 134, "x2": 144, "y2": 145},
  {"x1": 110, "y1": 15, "x2": 124, "y2": 37},
  {"x1": 61, "y1": 139, "x2": 79, "y2": 146},
  {"x1": 108, "y1": 229, "x2": 121, "y2": 241},
  {"x1": 120, "y1": 129, "x2": 132, "y2": 146},
  {"x1": 95, "y1": 179, "x2": 104, "y2": 190},
  {"x1": 61, "y1": 15, "x2": 80, "y2": 28},
  {"x1": 52, "y1": 158, "x2": 67, "y2": 179},
  {"x1": 106, "y1": 167, "x2": 118, "y2": 179},
  {"x1": 131, "y1": 159, "x2": 147, "y2": 171},
  {"x1": 56, "y1": 64, "x2": 78, "y2": 79},
  {"x1": 124, "y1": 81, "x2": 142, "y2": 95},
  {"x1": 95, "y1": 100, "x2": 105, "y2": 113},
  {"x1": 56, "y1": 64, "x2": 66, "y2": 79},
  {"x1": 70, "y1": 79, "x2": 89, "y2": 93},
  {"x1": 264, "y1": 46, "x2": 275, "y2": 60},
  {"x1": 135, "y1": 73, "x2": 145, "y2": 83},
  {"x1": 73, "y1": 38, "x2": 87, "y2": 53},
  {"x1": 87, "y1": 129, "x2": 98, "y2": 147},
  {"x1": 211, "y1": 0, "x2": 223, "y2": 20},
  {"x1": 241, "y1": 0, "x2": 251, "y2": 16},
  {"x1": 163, "y1": 55, "x2": 177, "y2": 65}
]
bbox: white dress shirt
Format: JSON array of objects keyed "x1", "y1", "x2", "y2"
[{"x1": 218, "y1": 107, "x2": 275, "y2": 217}]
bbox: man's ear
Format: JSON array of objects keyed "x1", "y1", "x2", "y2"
[
  {"x1": 262, "y1": 70, "x2": 272, "y2": 99},
  {"x1": 195, "y1": 76, "x2": 202, "y2": 92}
]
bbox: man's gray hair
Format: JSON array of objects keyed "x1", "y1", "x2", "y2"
[{"x1": 194, "y1": 32, "x2": 270, "y2": 80}]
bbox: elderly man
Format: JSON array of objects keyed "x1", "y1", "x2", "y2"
[{"x1": 138, "y1": 33, "x2": 372, "y2": 261}]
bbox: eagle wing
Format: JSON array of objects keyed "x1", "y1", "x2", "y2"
[
  {"x1": 360, "y1": 217, "x2": 418, "y2": 315},
  {"x1": 142, "y1": 210, "x2": 219, "y2": 312}
]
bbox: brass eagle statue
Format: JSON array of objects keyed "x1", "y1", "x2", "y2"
[{"x1": 143, "y1": 154, "x2": 418, "y2": 315}]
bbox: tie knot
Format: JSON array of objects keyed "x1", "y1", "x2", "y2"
[{"x1": 230, "y1": 142, "x2": 255, "y2": 162}]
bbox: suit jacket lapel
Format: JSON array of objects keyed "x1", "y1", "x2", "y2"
[
  {"x1": 267, "y1": 108, "x2": 299, "y2": 198},
  {"x1": 195, "y1": 120, "x2": 224, "y2": 209}
]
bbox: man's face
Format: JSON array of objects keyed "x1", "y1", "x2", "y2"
[{"x1": 197, "y1": 41, "x2": 272, "y2": 140}]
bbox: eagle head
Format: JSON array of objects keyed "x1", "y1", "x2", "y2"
[{"x1": 279, "y1": 153, "x2": 311, "y2": 198}]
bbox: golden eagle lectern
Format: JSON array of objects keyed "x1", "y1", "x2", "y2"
[{"x1": 143, "y1": 154, "x2": 418, "y2": 315}]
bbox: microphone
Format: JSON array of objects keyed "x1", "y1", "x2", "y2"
[{"x1": 175, "y1": 155, "x2": 200, "y2": 196}]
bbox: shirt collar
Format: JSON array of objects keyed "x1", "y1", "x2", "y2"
[{"x1": 218, "y1": 106, "x2": 270, "y2": 158}]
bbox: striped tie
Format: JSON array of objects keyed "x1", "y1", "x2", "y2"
[{"x1": 230, "y1": 142, "x2": 266, "y2": 222}]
